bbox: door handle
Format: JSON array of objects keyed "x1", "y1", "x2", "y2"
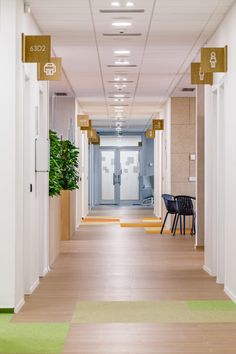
[
  {"x1": 113, "y1": 173, "x2": 116, "y2": 186},
  {"x1": 118, "y1": 174, "x2": 121, "y2": 185}
]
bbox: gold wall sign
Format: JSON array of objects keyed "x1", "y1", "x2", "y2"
[
  {"x1": 146, "y1": 129, "x2": 155, "y2": 139},
  {"x1": 201, "y1": 46, "x2": 227, "y2": 73},
  {"x1": 22, "y1": 33, "x2": 51, "y2": 63},
  {"x1": 152, "y1": 119, "x2": 164, "y2": 131},
  {"x1": 80, "y1": 119, "x2": 92, "y2": 131},
  {"x1": 191, "y1": 63, "x2": 213, "y2": 85},
  {"x1": 37, "y1": 57, "x2": 61, "y2": 81},
  {"x1": 87, "y1": 129, "x2": 97, "y2": 140},
  {"x1": 77, "y1": 115, "x2": 90, "y2": 128},
  {"x1": 92, "y1": 134, "x2": 100, "y2": 145}
]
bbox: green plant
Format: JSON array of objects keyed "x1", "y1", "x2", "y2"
[
  {"x1": 49, "y1": 130, "x2": 63, "y2": 197},
  {"x1": 61, "y1": 140, "x2": 79, "y2": 191}
]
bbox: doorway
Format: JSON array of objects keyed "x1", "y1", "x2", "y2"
[{"x1": 100, "y1": 147, "x2": 140, "y2": 205}]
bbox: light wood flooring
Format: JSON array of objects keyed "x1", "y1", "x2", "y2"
[{"x1": 13, "y1": 207, "x2": 235, "y2": 353}]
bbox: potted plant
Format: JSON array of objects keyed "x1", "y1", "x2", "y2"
[
  {"x1": 60, "y1": 139, "x2": 79, "y2": 240},
  {"x1": 49, "y1": 130, "x2": 63, "y2": 197}
]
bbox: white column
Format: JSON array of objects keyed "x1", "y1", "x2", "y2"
[
  {"x1": 196, "y1": 86, "x2": 205, "y2": 248},
  {"x1": 0, "y1": 0, "x2": 19, "y2": 309}
]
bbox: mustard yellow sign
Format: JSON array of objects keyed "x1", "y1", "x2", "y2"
[
  {"x1": 37, "y1": 57, "x2": 61, "y2": 81},
  {"x1": 80, "y1": 120, "x2": 92, "y2": 131},
  {"x1": 191, "y1": 63, "x2": 213, "y2": 85},
  {"x1": 146, "y1": 129, "x2": 155, "y2": 139},
  {"x1": 87, "y1": 129, "x2": 97, "y2": 140},
  {"x1": 201, "y1": 46, "x2": 227, "y2": 73},
  {"x1": 22, "y1": 33, "x2": 51, "y2": 63},
  {"x1": 92, "y1": 133, "x2": 100, "y2": 145},
  {"x1": 77, "y1": 115, "x2": 90, "y2": 128},
  {"x1": 152, "y1": 119, "x2": 164, "y2": 131}
]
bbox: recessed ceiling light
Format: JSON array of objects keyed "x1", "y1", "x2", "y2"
[
  {"x1": 114, "y1": 84, "x2": 127, "y2": 88},
  {"x1": 111, "y1": 1, "x2": 120, "y2": 6},
  {"x1": 112, "y1": 22, "x2": 132, "y2": 27},
  {"x1": 114, "y1": 77, "x2": 128, "y2": 82},
  {"x1": 126, "y1": 1, "x2": 134, "y2": 6},
  {"x1": 114, "y1": 94, "x2": 125, "y2": 98},
  {"x1": 115, "y1": 60, "x2": 130, "y2": 65},
  {"x1": 114, "y1": 50, "x2": 131, "y2": 55}
]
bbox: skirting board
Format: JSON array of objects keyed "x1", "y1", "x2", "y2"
[
  {"x1": 14, "y1": 298, "x2": 25, "y2": 313},
  {"x1": 40, "y1": 266, "x2": 50, "y2": 277},
  {"x1": 203, "y1": 265, "x2": 216, "y2": 277},
  {"x1": 25, "y1": 278, "x2": 40, "y2": 295},
  {"x1": 225, "y1": 286, "x2": 236, "y2": 304}
]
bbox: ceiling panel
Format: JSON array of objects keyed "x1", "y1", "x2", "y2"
[{"x1": 28, "y1": 0, "x2": 235, "y2": 133}]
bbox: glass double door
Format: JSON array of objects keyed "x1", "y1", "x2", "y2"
[{"x1": 100, "y1": 148, "x2": 140, "y2": 205}]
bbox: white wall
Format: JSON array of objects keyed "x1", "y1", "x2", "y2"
[
  {"x1": 154, "y1": 132, "x2": 163, "y2": 217},
  {"x1": 0, "y1": 0, "x2": 49, "y2": 311},
  {"x1": 204, "y1": 2, "x2": 236, "y2": 300},
  {"x1": 0, "y1": 0, "x2": 18, "y2": 309},
  {"x1": 159, "y1": 100, "x2": 172, "y2": 224}
]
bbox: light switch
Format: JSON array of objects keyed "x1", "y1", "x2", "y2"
[
  {"x1": 190, "y1": 154, "x2": 196, "y2": 161},
  {"x1": 189, "y1": 177, "x2": 197, "y2": 182}
]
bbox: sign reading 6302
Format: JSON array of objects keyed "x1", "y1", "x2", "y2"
[
  {"x1": 30, "y1": 45, "x2": 46, "y2": 52},
  {"x1": 22, "y1": 33, "x2": 51, "y2": 63}
]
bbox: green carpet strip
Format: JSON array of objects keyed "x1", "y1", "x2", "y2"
[
  {"x1": 72, "y1": 300, "x2": 236, "y2": 324},
  {"x1": 0, "y1": 308, "x2": 14, "y2": 314},
  {"x1": 0, "y1": 315, "x2": 69, "y2": 354}
]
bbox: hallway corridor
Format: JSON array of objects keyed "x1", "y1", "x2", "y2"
[{"x1": 6, "y1": 209, "x2": 236, "y2": 354}]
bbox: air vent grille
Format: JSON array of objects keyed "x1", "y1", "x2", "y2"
[
  {"x1": 110, "y1": 104, "x2": 129, "y2": 107},
  {"x1": 103, "y1": 33, "x2": 142, "y2": 37},
  {"x1": 108, "y1": 80, "x2": 134, "y2": 83},
  {"x1": 107, "y1": 65, "x2": 137, "y2": 68},
  {"x1": 100, "y1": 9, "x2": 145, "y2": 13},
  {"x1": 182, "y1": 88, "x2": 195, "y2": 92},
  {"x1": 54, "y1": 92, "x2": 68, "y2": 96}
]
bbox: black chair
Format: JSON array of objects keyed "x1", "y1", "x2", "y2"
[
  {"x1": 160, "y1": 194, "x2": 179, "y2": 234},
  {"x1": 173, "y1": 195, "x2": 196, "y2": 236}
]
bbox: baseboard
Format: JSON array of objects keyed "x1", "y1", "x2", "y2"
[
  {"x1": 40, "y1": 266, "x2": 50, "y2": 277},
  {"x1": 225, "y1": 286, "x2": 236, "y2": 304},
  {"x1": 25, "y1": 278, "x2": 40, "y2": 295},
  {"x1": 14, "y1": 298, "x2": 25, "y2": 314},
  {"x1": 203, "y1": 265, "x2": 216, "y2": 277}
]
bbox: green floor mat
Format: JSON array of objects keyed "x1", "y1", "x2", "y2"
[
  {"x1": 0, "y1": 323, "x2": 69, "y2": 354},
  {"x1": 72, "y1": 300, "x2": 236, "y2": 324},
  {"x1": 0, "y1": 314, "x2": 13, "y2": 324}
]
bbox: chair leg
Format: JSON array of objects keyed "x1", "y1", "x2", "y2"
[
  {"x1": 171, "y1": 214, "x2": 177, "y2": 233},
  {"x1": 183, "y1": 215, "x2": 186, "y2": 235},
  {"x1": 173, "y1": 214, "x2": 179, "y2": 236},
  {"x1": 160, "y1": 212, "x2": 169, "y2": 234},
  {"x1": 179, "y1": 215, "x2": 182, "y2": 235},
  {"x1": 191, "y1": 214, "x2": 196, "y2": 236}
]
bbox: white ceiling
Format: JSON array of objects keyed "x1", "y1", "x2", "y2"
[{"x1": 28, "y1": 0, "x2": 235, "y2": 132}]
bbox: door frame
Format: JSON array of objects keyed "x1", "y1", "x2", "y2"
[{"x1": 99, "y1": 146, "x2": 141, "y2": 206}]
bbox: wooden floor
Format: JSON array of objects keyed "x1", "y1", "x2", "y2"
[{"x1": 13, "y1": 207, "x2": 235, "y2": 353}]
